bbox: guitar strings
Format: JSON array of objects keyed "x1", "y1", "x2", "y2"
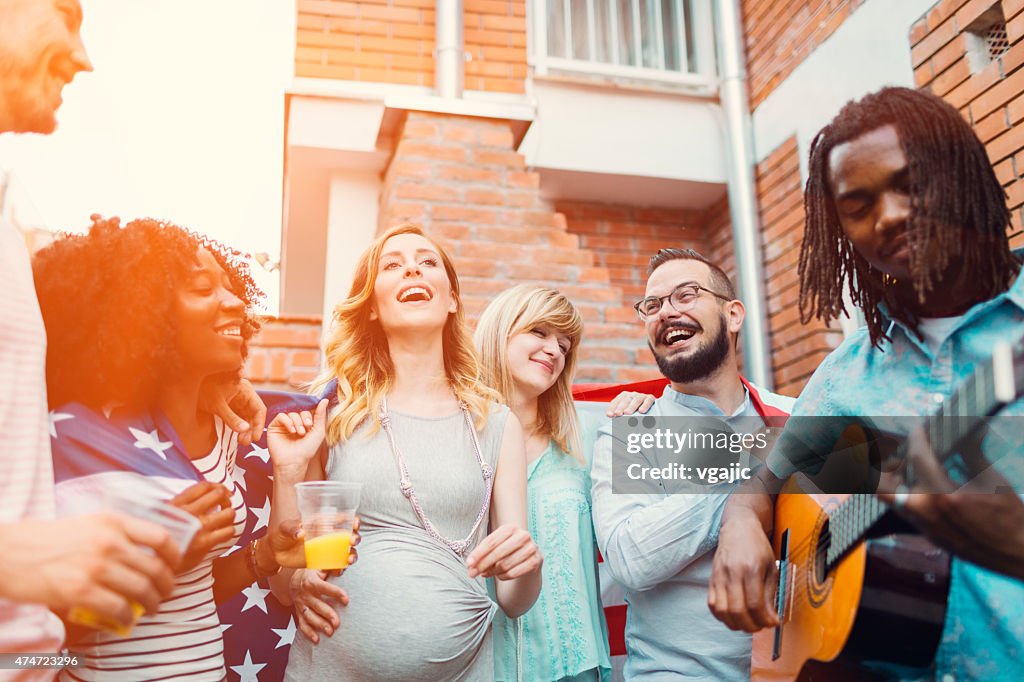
[
  {"x1": 765, "y1": 494, "x2": 887, "y2": 618},
  {"x1": 757, "y1": 354, "x2": 1011, "y2": 623}
]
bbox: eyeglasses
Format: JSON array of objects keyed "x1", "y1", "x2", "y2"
[{"x1": 633, "y1": 283, "x2": 732, "y2": 320}]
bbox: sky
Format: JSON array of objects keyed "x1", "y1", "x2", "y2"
[{"x1": 0, "y1": 0, "x2": 295, "y2": 311}]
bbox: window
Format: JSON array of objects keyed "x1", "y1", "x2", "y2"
[{"x1": 531, "y1": 0, "x2": 715, "y2": 85}]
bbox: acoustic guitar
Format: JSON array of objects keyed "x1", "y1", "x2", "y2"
[{"x1": 752, "y1": 341, "x2": 1023, "y2": 681}]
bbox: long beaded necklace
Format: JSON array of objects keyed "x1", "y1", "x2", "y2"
[{"x1": 378, "y1": 395, "x2": 494, "y2": 557}]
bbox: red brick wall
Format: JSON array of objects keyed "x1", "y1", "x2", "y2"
[
  {"x1": 245, "y1": 316, "x2": 324, "y2": 391},
  {"x1": 296, "y1": 0, "x2": 437, "y2": 86},
  {"x1": 557, "y1": 203, "x2": 712, "y2": 306},
  {"x1": 755, "y1": 137, "x2": 843, "y2": 397},
  {"x1": 296, "y1": 0, "x2": 527, "y2": 93},
  {"x1": 557, "y1": 202, "x2": 721, "y2": 382},
  {"x1": 698, "y1": 152, "x2": 842, "y2": 398},
  {"x1": 557, "y1": 197, "x2": 833, "y2": 389},
  {"x1": 743, "y1": 0, "x2": 867, "y2": 109},
  {"x1": 703, "y1": 196, "x2": 747, "y2": 368},
  {"x1": 557, "y1": 185, "x2": 841, "y2": 397},
  {"x1": 707, "y1": 196, "x2": 737, "y2": 285},
  {"x1": 465, "y1": 1, "x2": 528, "y2": 93},
  {"x1": 912, "y1": 0, "x2": 1024, "y2": 248},
  {"x1": 377, "y1": 111, "x2": 658, "y2": 383},
  {"x1": 293, "y1": 0, "x2": 869, "y2": 101}
]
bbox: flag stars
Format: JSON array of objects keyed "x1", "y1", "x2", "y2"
[
  {"x1": 129, "y1": 427, "x2": 173, "y2": 460},
  {"x1": 249, "y1": 497, "x2": 272, "y2": 533},
  {"x1": 229, "y1": 651, "x2": 266, "y2": 682},
  {"x1": 48, "y1": 411, "x2": 74, "y2": 438},
  {"x1": 240, "y1": 583, "x2": 271, "y2": 614},
  {"x1": 245, "y1": 443, "x2": 270, "y2": 464},
  {"x1": 271, "y1": 617, "x2": 297, "y2": 649}
]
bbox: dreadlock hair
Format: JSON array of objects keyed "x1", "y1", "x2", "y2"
[
  {"x1": 33, "y1": 215, "x2": 263, "y2": 411},
  {"x1": 648, "y1": 248, "x2": 737, "y2": 299},
  {"x1": 800, "y1": 86, "x2": 1018, "y2": 347}
]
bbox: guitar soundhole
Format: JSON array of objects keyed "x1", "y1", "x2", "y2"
[
  {"x1": 814, "y1": 518, "x2": 830, "y2": 584},
  {"x1": 807, "y1": 515, "x2": 833, "y2": 606}
]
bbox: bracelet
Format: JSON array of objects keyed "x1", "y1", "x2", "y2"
[{"x1": 246, "y1": 537, "x2": 282, "y2": 581}]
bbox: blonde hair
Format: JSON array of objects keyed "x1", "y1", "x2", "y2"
[
  {"x1": 311, "y1": 223, "x2": 497, "y2": 444},
  {"x1": 474, "y1": 284, "x2": 584, "y2": 461}
]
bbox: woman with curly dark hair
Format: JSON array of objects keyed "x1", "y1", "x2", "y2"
[{"x1": 33, "y1": 215, "x2": 306, "y2": 682}]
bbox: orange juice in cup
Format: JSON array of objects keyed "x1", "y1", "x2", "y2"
[
  {"x1": 65, "y1": 493, "x2": 200, "y2": 636},
  {"x1": 295, "y1": 482, "x2": 361, "y2": 571},
  {"x1": 68, "y1": 602, "x2": 146, "y2": 637},
  {"x1": 304, "y1": 529, "x2": 354, "y2": 570}
]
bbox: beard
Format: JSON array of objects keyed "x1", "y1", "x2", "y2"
[
  {"x1": 0, "y1": 80, "x2": 58, "y2": 134},
  {"x1": 650, "y1": 316, "x2": 731, "y2": 383}
]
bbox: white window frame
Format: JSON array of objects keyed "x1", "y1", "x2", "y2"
[{"x1": 529, "y1": 0, "x2": 717, "y2": 87}]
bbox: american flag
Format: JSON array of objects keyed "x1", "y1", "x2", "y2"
[
  {"x1": 217, "y1": 389, "x2": 323, "y2": 682},
  {"x1": 48, "y1": 390, "x2": 321, "y2": 682}
]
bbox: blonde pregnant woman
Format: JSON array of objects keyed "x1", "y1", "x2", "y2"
[{"x1": 267, "y1": 223, "x2": 543, "y2": 681}]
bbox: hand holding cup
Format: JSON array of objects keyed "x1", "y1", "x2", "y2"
[{"x1": 295, "y1": 481, "x2": 362, "y2": 571}]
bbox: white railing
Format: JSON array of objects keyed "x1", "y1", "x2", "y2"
[{"x1": 531, "y1": 0, "x2": 716, "y2": 85}]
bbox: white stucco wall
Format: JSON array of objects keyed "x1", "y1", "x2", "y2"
[
  {"x1": 521, "y1": 81, "x2": 727, "y2": 183},
  {"x1": 321, "y1": 172, "x2": 380, "y2": 326},
  {"x1": 751, "y1": 0, "x2": 937, "y2": 178}
]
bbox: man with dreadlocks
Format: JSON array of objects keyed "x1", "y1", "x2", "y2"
[{"x1": 707, "y1": 86, "x2": 1024, "y2": 679}]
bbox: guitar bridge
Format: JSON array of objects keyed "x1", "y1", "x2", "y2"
[{"x1": 772, "y1": 529, "x2": 791, "y2": 661}]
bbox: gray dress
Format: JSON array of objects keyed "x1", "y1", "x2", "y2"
[{"x1": 285, "y1": 404, "x2": 509, "y2": 682}]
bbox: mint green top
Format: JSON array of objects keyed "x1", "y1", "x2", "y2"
[{"x1": 492, "y1": 409, "x2": 611, "y2": 681}]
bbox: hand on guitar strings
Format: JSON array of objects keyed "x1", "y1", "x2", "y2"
[
  {"x1": 876, "y1": 425, "x2": 1024, "y2": 580},
  {"x1": 707, "y1": 510, "x2": 781, "y2": 633}
]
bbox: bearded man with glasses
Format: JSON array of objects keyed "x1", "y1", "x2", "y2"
[{"x1": 590, "y1": 248, "x2": 794, "y2": 680}]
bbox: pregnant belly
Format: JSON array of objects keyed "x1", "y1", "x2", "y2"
[{"x1": 297, "y1": 530, "x2": 497, "y2": 680}]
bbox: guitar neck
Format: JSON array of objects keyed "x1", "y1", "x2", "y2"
[
  {"x1": 826, "y1": 496, "x2": 887, "y2": 569},
  {"x1": 825, "y1": 339, "x2": 1023, "y2": 570},
  {"x1": 918, "y1": 341, "x2": 1020, "y2": 468}
]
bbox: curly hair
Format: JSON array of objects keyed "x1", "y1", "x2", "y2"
[
  {"x1": 33, "y1": 215, "x2": 263, "y2": 410},
  {"x1": 800, "y1": 86, "x2": 1018, "y2": 346}
]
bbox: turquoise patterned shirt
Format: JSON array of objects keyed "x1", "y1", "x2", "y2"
[
  {"x1": 492, "y1": 409, "x2": 612, "y2": 681},
  {"x1": 768, "y1": 265, "x2": 1024, "y2": 681}
]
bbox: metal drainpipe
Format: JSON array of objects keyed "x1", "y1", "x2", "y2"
[
  {"x1": 715, "y1": 0, "x2": 773, "y2": 390},
  {"x1": 435, "y1": 0, "x2": 464, "y2": 99}
]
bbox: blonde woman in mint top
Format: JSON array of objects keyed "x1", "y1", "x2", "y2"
[
  {"x1": 475, "y1": 284, "x2": 612, "y2": 682},
  {"x1": 267, "y1": 224, "x2": 543, "y2": 681}
]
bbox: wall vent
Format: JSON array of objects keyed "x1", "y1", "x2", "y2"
[{"x1": 965, "y1": 5, "x2": 1010, "y2": 73}]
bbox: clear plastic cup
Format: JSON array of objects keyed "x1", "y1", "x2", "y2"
[
  {"x1": 65, "y1": 490, "x2": 201, "y2": 636},
  {"x1": 295, "y1": 481, "x2": 361, "y2": 570}
]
